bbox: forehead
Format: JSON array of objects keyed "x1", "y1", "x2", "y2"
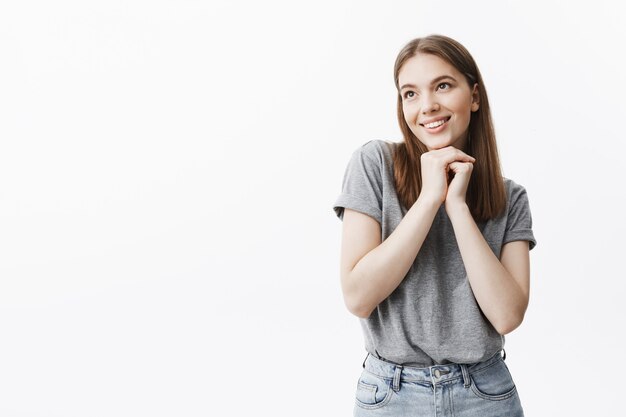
[{"x1": 398, "y1": 53, "x2": 463, "y2": 86}]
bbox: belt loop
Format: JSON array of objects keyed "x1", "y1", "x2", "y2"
[
  {"x1": 392, "y1": 364, "x2": 403, "y2": 392},
  {"x1": 460, "y1": 364, "x2": 471, "y2": 388},
  {"x1": 502, "y1": 348, "x2": 507, "y2": 361},
  {"x1": 362, "y1": 352, "x2": 370, "y2": 368}
]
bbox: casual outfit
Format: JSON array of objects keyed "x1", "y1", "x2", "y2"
[
  {"x1": 354, "y1": 349, "x2": 524, "y2": 416},
  {"x1": 333, "y1": 140, "x2": 537, "y2": 415}
]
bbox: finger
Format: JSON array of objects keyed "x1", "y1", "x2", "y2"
[
  {"x1": 448, "y1": 161, "x2": 473, "y2": 173},
  {"x1": 452, "y1": 149, "x2": 475, "y2": 162},
  {"x1": 448, "y1": 161, "x2": 461, "y2": 172},
  {"x1": 438, "y1": 147, "x2": 476, "y2": 163}
]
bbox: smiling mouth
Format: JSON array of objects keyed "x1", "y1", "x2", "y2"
[{"x1": 420, "y1": 116, "x2": 451, "y2": 129}]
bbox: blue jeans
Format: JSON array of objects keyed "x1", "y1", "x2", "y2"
[{"x1": 353, "y1": 350, "x2": 524, "y2": 417}]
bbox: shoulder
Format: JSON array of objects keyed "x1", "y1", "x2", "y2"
[
  {"x1": 357, "y1": 139, "x2": 398, "y2": 163},
  {"x1": 503, "y1": 177, "x2": 529, "y2": 195},
  {"x1": 502, "y1": 177, "x2": 532, "y2": 208}
]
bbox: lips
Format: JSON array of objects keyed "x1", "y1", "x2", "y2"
[{"x1": 420, "y1": 116, "x2": 451, "y2": 129}]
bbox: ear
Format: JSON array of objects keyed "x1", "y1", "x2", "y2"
[{"x1": 471, "y1": 83, "x2": 480, "y2": 112}]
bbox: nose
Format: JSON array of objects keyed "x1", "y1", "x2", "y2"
[{"x1": 421, "y1": 94, "x2": 440, "y2": 114}]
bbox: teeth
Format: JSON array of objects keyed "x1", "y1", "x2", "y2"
[{"x1": 425, "y1": 119, "x2": 446, "y2": 128}]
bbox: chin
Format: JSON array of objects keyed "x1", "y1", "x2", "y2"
[{"x1": 425, "y1": 138, "x2": 454, "y2": 150}]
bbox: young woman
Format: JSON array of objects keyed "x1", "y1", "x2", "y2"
[{"x1": 333, "y1": 34, "x2": 536, "y2": 416}]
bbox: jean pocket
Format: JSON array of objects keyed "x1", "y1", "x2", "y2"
[
  {"x1": 355, "y1": 369, "x2": 393, "y2": 409},
  {"x1": 469, "y1": 359, "x2": 518, "y2": 401}
]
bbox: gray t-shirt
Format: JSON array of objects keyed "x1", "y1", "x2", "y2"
[{"x1": 333, "y1": 140, "x2": 537, "y2": 366}]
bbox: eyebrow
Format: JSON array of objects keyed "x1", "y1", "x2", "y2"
[{"x1": 399, "y1": 75, "x2": 457, "y2": 91}]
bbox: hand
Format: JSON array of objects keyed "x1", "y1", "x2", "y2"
[
  {"x1": 444, "y1": 160, "x2": 473, "y2": 211},
  {"x1": 419, "y1": 146, "x2": 475, "y2": 206}
]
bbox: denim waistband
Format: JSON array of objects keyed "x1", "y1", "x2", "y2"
[{"x1": 362, "y1": 350, "x2": 505, "y2": 390}]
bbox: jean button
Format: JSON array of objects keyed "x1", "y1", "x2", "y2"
[{"x1": 434, "y1": 369, "x2": 441, "y2": 378}]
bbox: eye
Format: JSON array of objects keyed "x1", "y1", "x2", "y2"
[
  {"x1": 403, "y1": 91, "x2": 415, "y2": 99},
  {"x1": 437, "y1": 82, "x2": 451, "y2": 91}
]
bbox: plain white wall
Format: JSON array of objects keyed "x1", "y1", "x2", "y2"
[{"x1": 1, "y1": 1, "x2": 624, "y2": 416}]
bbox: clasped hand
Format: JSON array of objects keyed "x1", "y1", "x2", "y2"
[{"x1": 419, "y1": 146, "x2": 475, "y2": 211}]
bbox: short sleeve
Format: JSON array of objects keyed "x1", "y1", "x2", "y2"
[
  {"x1": 503, "y1": 182, "x2": 537, "y2": 251},
  {"x1": 332, "y1": 144, "x2": 383, "y2": 224}
]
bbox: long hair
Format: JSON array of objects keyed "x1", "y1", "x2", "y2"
[{"x1": 392, "y1": 34, "x2": 506, "y2": 223}]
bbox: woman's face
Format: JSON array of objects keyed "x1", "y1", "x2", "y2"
[{"x1": 398, "y1": 53, "x2": 479, "y2": 152}]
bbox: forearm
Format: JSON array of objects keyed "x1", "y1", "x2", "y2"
[
  {"x1": 446, "y1": 203, "x2": 526, "y2": 334},
  {"x1": 347, "y1": 197, "x2": 441, "y2": 318}
]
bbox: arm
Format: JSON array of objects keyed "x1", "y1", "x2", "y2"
[
  {"x1": 339, "y1": 146, "x2": 476, "y2": 319},
  {"x1": 446, "y1": 204, "x2": 531, "y2": 335},
  {"x1": 340, "y1": 196, "x2": 441, "y2": 318}
]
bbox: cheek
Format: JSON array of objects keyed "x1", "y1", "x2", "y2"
[
  {"x1": 450, "y1": 101, "x2": 472, "y2": 123},
  {"x1": 453, "y1": 113, "x2": 470, "y2": 130},
  {"x1": 446, "y1": 92, "x2": 469, "y2": 110},
  {"x1": 402, "y1": 104, "x2": 418, "y2": 123}
]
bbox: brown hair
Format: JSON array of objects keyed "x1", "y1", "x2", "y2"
[{"x1": 392, "y1": 34, "x2": 506, "y2": 223}]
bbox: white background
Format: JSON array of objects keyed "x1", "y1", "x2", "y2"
[{"x1": 1, "y1": 1, "x2": 624, "y2": 416}]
